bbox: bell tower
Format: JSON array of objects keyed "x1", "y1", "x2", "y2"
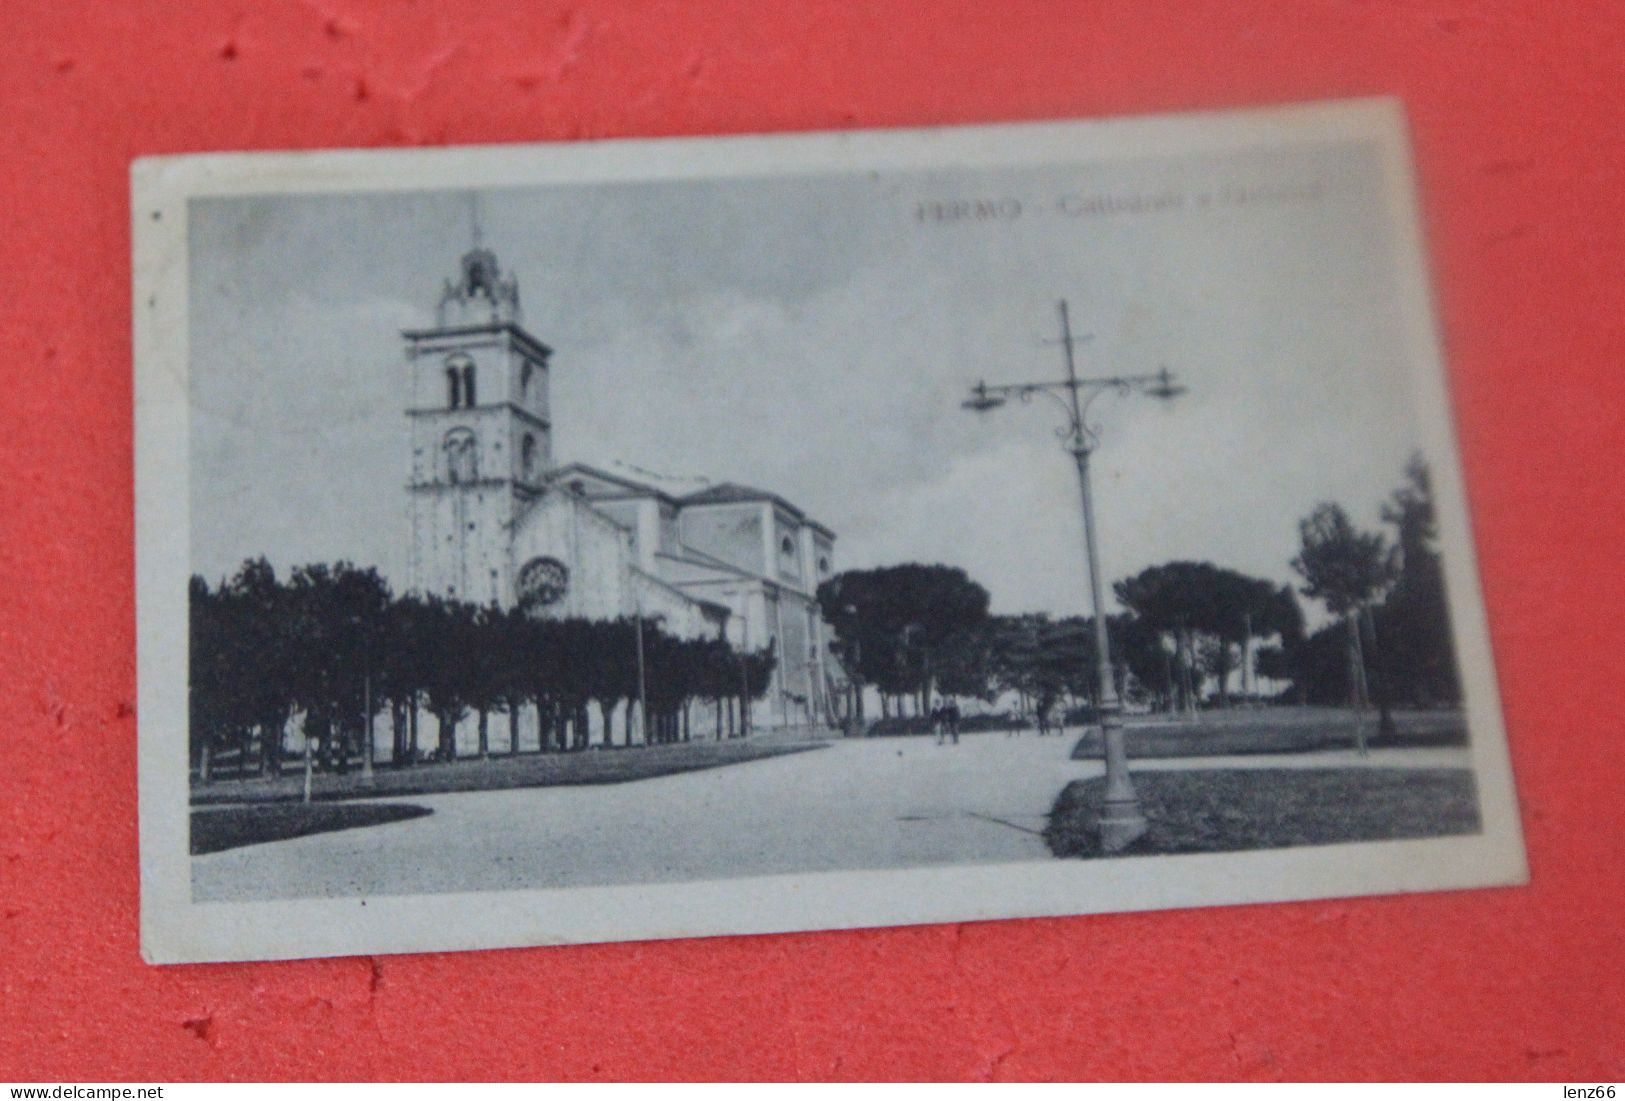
[{"x1": 404, "y1": 202, "x2": 553, "y2": 606}]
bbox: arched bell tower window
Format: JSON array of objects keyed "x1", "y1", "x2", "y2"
[
  {"x1": 445, "y1": 354, "x2": 475, "y2": 409},
  {"x1": 443, "y1": 428, "x2": 478, "y2": 484},
  {"x1": 520, "y1": 361, "x2": 533, "y2": 401}
]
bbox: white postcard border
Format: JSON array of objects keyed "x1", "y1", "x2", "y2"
[{"x1": 134, "y1": 97, "x2": 1526, "y2": 964}]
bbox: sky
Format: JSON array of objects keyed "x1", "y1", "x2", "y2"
[{"x1": 189, "y1": 139, "x2": 1431, "y2": 620}]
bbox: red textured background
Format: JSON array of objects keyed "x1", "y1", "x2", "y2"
[{"x1": 2, "y1": 0, "x2": 1621, "y2": 1082}]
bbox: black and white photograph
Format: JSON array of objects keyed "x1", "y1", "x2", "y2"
[{"x1": 134, "y1": 98, "x2": 1526, "y2": 963}]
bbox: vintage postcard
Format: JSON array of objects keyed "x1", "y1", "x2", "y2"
[{"x1": 134, "y1": 97, "x2": 1526, "y2": 964}]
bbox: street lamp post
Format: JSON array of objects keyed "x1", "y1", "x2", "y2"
[
  {"x1": 963, "y1": 298, "x2": 1186, "y2": 852},
  {"x1": 839, "y1": 603, "x2": 864, "y2": 736}
]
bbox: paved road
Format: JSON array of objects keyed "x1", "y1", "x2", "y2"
[{"x1": 193, "y1": 732, "x2": 1102, "y2": 902}]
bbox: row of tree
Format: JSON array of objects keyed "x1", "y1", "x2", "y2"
[
  {"x1": 814, "y1": 455, "x2": 1460, "y2": 722},
  {"x1": 190, "y1": 560, "x2": 776, "y2": 785},
  {"x1": 815, "y1": 563, "x2": 1300, "y2": 723},
  {"x1": 190, "y1": 456, "x2": 1457, "y2": 773}
]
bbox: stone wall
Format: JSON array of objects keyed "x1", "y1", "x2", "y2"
[
  {"x1": 677, "y1": 502, "x2": 765, "y2": 576},
  {"x1": 509, "y1": 490, "x2": 636, "y2": 620},
  {"x1": 406, "y1": 481, "x2": 518, "y2": 606}
]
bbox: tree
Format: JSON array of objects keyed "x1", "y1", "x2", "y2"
[
  {"x1": 1291, "y1": 502, "x2": 1397, "y2": 743},
  {"x1": 576, "y1": 618, "x2": 638, "y2": 747},
  {"x1": 1204, "y1": 569, "x2": 1287, "y2": 707},
  {"x1": 692, "y1": 637, "x2": 738, "y2": 740},
  {"x1": 1197, "y1": 635, "x2": 1239, "y2": 702},
  {"x1": 738, "y1": 646, "x2": 777, "y2": 734},
  {"x1": 1378, "y1": 454, "x2": 1460, "y2": 707},
  {"x1": 465, "y1": 605, "x2": 511, "y2": 759},
  {"x1": 642, "y1": 627, "x2": 691, "y2": 744},
  {"x1": 668, "y1": 635, "x2": 715, "y2": 743},
  {"x1": 1035, "y1": 617, "x2": 1095, "y2": 712},
  {"x1": 983, "y1": 614, "x2": 1044, "y2": 714},
  {"x1": 514, "y1": 613, "x2": 563, "y2": 753},
  {"x1": 1114, "y1": 562, "x2": 1221, "y2": 713},
  {"x1": 976, "y1": 613, "x2": 1110, "y2": 723},
  {"x1": 188, "y1": 575, "x2": 235, "y2": 783},
  {"x1": 283, "y1": 563, "x2": 393, "y2": 795},
  {"x1": 484, "y1": 607, "x2": 536, "y2": 755},
  {"x1": 221, "y1": 559, "x2": 297, "y2": 776},
  {"x1": 818, "y1": 564, "x2": 990, "y2": 716},
  {"x1": 191, "y1": 565, "x2": 295, "y2": 781},
  {"x1": 1114, "y1": 562, "x2": 1287, "y2": 710},
  {"x1": 817, "y1": 569, "x2": 898, "y2": 714},
  {"x1": 418, "y1": 596, "x2": 478, "y2": 762},
  {"x1": 934, "y1": 622, "x2": 995, "y2": 704},
  {"x1": 381, "y1": 595, "x2": 435, "y2": 765},
  {"x1": 547, "y1": 618, "x2": 597, "y2": 750},
  {"x1": 1252, "y1": 643, "x2": 1294, "y2": 695},
  {"x1": 1262, "y1": 585, "x2": 1308, "y2": 702},
  {"x1": 1111, "y1": 611, "x2": 1172, "y2": 710}
]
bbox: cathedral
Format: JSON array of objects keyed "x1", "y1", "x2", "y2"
[{"x1": 404, "y1": 235, "x2": 839, "y2": 732}]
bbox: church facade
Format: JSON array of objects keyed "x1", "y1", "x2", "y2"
[{"x1": 404, "y1": 240, "x2": 839, "y2": 731}]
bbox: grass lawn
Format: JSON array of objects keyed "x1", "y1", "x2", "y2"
[
  {"x1": 1071, "y1": 706, "x2": 1467, "y2": 760},
  {"x1": 1045, "y1": 767, "x2": 1480, "y2": 858},
  {"x1": 191, "y1": 802, "x2": 434, "y2": 855},
  {"x1": 191, "y1": 739, "x2": 824, "y2": 806}
]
